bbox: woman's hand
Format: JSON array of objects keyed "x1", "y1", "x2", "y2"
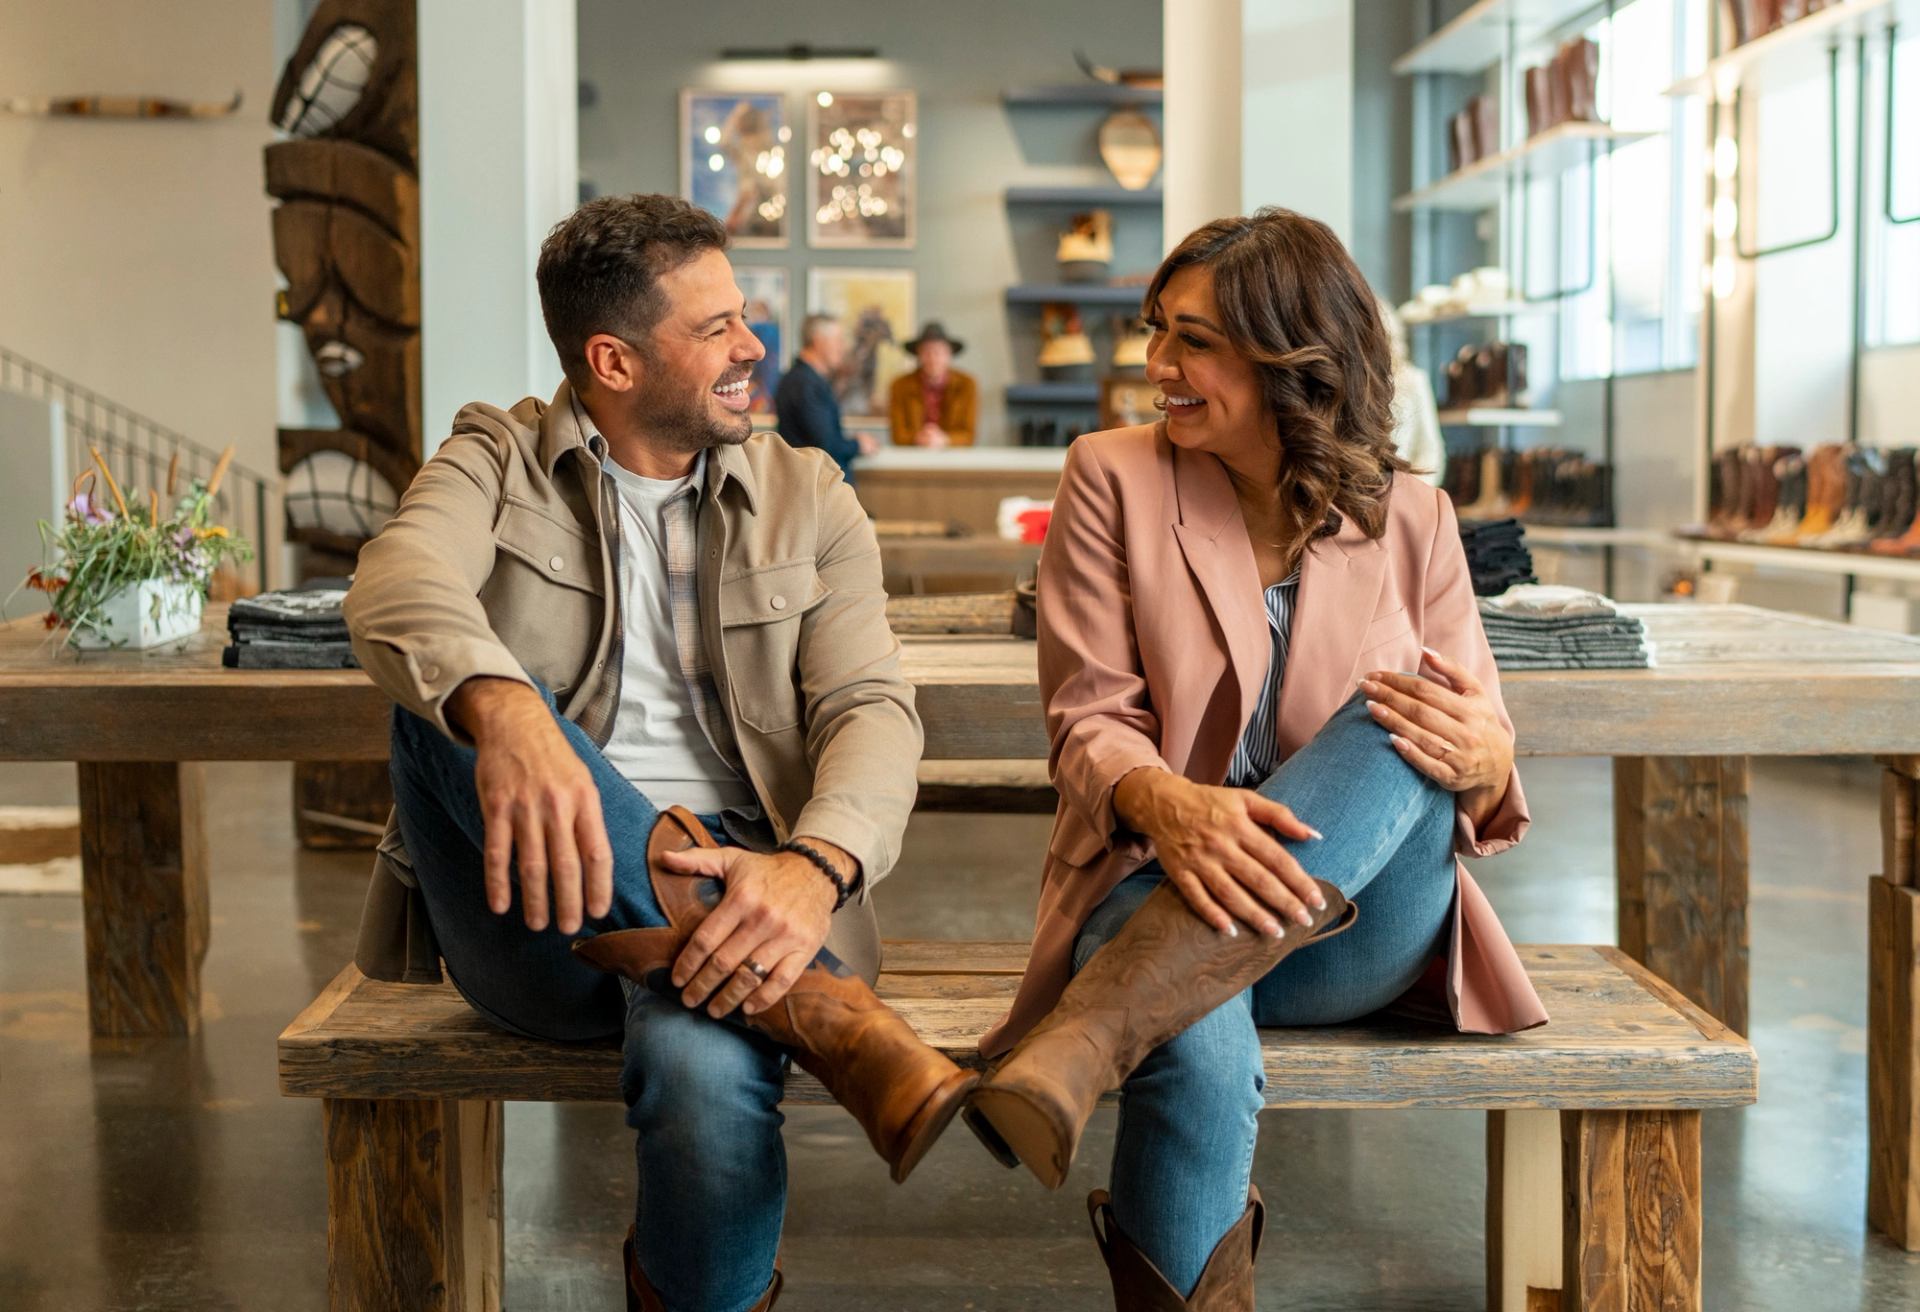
[
  {"x1": 1359, "y1": 647, "x2": 1515, "y2": 811},
  {"x1": 1112, "y1": 768, "x2": 1326, "y2": 938}
]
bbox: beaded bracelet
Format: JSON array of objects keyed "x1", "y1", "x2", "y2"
[{"x1": 780, "y1": 839, "x2": 859, "y2": 912}]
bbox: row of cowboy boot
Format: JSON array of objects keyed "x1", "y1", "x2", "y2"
[
  {"x1": 1728, "y1": 0, "x2": 1837, "y2": 48},
  {"x1": 1442, "y1": 447, "x2": 1613, "y2": 527},
  {"x1": 1704, "y1": 443, "x2": 1920, "y2": 554}
]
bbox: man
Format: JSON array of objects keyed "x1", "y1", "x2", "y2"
[
  {"x1": 888, "y1": 321, "x2": 978, "y2": 447},
  {"x1": 344, "y1": 194, "x2": 967, "y2": 1311},
  {"x1": 773, "y1": 313, "x2": 875, "y2": 479}
]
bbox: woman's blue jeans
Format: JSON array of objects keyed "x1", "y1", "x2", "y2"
[
  {"x1": 1071, "y1": 691, "x2": 1459, "y2": 1295},
  {"x1": 388, "y1": 687, "x2": 786, "y2": 1312}
]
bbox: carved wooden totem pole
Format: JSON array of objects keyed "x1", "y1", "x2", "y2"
[{"x1": 267, "y1": 0, "x2": 420, "y2": 847}]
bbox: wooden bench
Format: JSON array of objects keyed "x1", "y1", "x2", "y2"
[{"x1": 280, "y1": 942, "x2": 1755, "y2": 1311}]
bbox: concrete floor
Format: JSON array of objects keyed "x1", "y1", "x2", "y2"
[{"x1": 1, "y1": 756, "x2": 1917, "y2": 1310}]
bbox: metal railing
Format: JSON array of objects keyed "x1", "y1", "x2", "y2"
[{"x1": 0, "y1": 346, "x2": 276, "y2": 590}]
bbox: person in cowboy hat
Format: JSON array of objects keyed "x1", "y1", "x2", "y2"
[{"x1": 889, "y1": 320, "x2": 978, "y2": 447}]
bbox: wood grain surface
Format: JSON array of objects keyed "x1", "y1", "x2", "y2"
[
  {"x1": 280, "y1": 944, "x2": 1757, "y2": 1110},
  {"x1": 6, "y1": 604, "x2": 1917, "y2": 761},
  {"x1": 1614, "y1": 757, "x2": 1751, "y2": 1037},
  {"x1": 1868, "y1": 877, "x2": 1920, "y2": 1250},
  {"x1": 1560, "y1": 1108, "x2": 1702, "y2": 1312},
  {"x1": 78, "y1": 762, "x2": 208, "y2": 1036}
]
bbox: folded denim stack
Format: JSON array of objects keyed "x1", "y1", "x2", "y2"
[
  {"x1": 1456, "y1": 516, "x2": 1536, "y2": 596},
  {"x1": 221, "y1": 587, "x2": 358, "y2": 669},
  {"x1": 1477, "y1": 585, "x2": 1653, "y2": 671}
]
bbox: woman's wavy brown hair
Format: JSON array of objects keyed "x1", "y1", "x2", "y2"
[{"x1": 1144, "y1": 207, "x2": 1408, "y2": 567}]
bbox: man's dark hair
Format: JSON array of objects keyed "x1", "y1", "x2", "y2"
[{"x1": 536, "y1": 193, "x2": 728, "y2": 388}]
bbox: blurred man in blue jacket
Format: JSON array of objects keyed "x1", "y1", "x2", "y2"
[{"x1": 774, "y1": 314, "x2": 875, "y2": 481}]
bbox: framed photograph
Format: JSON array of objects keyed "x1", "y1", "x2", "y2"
[
  {"x1": 680, "y1": 89, "x2": 790, "y2": 247},
  {"x1": 734, "y1": 265, "x2": 790, "y2": 421},
  {"x1": 1100, "y1": 375, "x2": 1162, "y2": 431},
  {"x1": 806, "y1": 91, "x2": 916, "y2": 249},
  {"x1": 806, "y1": 266, "x2": 915, "y2": 422}
]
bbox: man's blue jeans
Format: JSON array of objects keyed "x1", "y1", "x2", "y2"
[
  {"x1": 388, "y1": 689, "x2": 785, "y2": 1312},
  {"x1": 1071, "y1": 691, "x2": 1459, "y2": 1295}
]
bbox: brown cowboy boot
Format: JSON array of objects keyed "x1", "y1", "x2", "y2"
[
  {"x1": 624, "y1": 1226, "x2": 782, "y2": 1311},
  {"x1": 964, "y1": 879, "x2": 1356, "y2": 1189},
  {"x1": 574, "y1": 807, "x2": 978, "y2": 1184},
  {"x1": 1088, "y1": 1187, "x2": 1265, "y2": 1311}
]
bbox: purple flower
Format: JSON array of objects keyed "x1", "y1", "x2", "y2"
[{"x1": 69, "y1": 492, "x2": 111, "y2": 524}]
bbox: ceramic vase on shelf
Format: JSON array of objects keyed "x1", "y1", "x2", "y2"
[
  {"x1": 1057, "y1": 210, "x2": 1113, "y2": 282},
  {"x1": 1039, "y1": 303, "x2": 1097, "y2": 381},
  {"x1": 70, "y1": 578, "x2": 205, "y2": 651}
]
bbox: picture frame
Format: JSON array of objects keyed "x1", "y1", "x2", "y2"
[
  {"x1": 806, "y1": 90, "x2": 916, "y2": 249},
  {"x1": 806, "y1": 266, "x2": 916, "y2": 422},
  {"x1": 1100, "y1": 375, "x2": 1161, "y2": 431},
  {"x1": 734, "y1": 265, "x2": 790, "y2": 422},
  {"x1": 680, "y1": 89, "x2": 790, "y2": 248}
]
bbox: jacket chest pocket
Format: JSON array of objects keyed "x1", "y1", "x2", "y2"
[
  {"x1": 493, "y1": 500, "x2": 604, "y2": 597},
  {"x1": 719, "y1": 557, "x2": 827, "y2": 733}
]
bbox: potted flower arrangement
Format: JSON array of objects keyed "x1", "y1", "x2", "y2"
[{"x1": 19, "y1": 445, "x2": 254, "y2": 650}]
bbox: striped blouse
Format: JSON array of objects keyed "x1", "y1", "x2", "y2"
[{"x1": 1224, "y1": 572, "x2": 1302, "y2": 788}]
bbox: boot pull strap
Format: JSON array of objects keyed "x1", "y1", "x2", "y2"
[
  {"x1": 1086, "y1": 1190, "x2": 1115, "y2": 1262},
  {"x1": 1245, "y1": 1187, "x2": 1267, "y2": 1261},
  {"x1": 1307, "y1": 900, "x2": 1358, "y2": 945}
]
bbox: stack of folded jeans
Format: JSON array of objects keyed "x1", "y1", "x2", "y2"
[
  {"x1": 1457, "y1": 517, "x2": 1536, "y2": 596},
  {"x1": 1477, "y1": 585, "x2": 1653, "y2": 670},
  {"x1": 221, "y1": 587, "x2": 358, "y2": 669}
]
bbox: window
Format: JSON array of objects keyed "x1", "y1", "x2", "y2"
[
  {"x1": 1868, "y1": 26, "x2": 1920, "y2": 347},
  {"x1": 1537, "y1": 0, "x2": 1705, "y2": 380}
]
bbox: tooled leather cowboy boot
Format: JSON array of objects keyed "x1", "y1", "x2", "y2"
[
  {"x1": 1088, "y1": 1187, "x2": 1264, "y2": 1312},
  {"x1": 575, "y1": 807, "x2": 978, "y2": 1184},
  {"x1": 624, "y1": 1226, "x2": 782, "y2": 1311},
  {"x1": 963, "y1": 880, "x2": 1356, "y2": 1189}
]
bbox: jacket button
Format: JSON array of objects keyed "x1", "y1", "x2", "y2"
[
  {"x1": 549, "y1": 555, "x2": 565, "y2": 571},
  {"x1": 770, "y1": 595, "x2": 787, "y2": 610},
  {"x1": 422, "y1": 664, "x2": 440, "y2": 682}
]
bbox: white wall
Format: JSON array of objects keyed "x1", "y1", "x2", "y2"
[
  {"x1": 418, "y1": 0, "x2": 578, "y2": 455},
  {"x1": 1241, "y1": 0, "x2": 1354, "y2": 243},
  {"x1": 0, "y1": 0, "x2": 280, "y2": 488}
]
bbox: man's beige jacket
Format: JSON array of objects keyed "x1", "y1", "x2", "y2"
[{"x1": 344, "y1": 380, "x2": 922, "y2": 985}]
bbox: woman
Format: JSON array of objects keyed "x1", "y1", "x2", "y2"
[{"x1": 965, "y1": 209, "x2": 1546, "y2": 1309}]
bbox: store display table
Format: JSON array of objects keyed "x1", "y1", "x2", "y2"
[{"x1": 5, "y1": 602, "x2": 1919, "y2": 1245}]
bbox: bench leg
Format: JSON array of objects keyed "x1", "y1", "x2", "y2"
[
  {"x1": 77, "y1": 762, "x2": 210, "y2": 1037},
  {"x1": 1560, "y1": 1109, "x2": 1701, "y2": 1312},
  {"x1": 1614, "y1": 757, "x2": 1750, "y2": 1037},
  {"x1": 1869, "y1": 772, "x2": 1920, "y2": 1249},
  {"x1": 1486, "y1": 1110, "x2": 1564, "y2": 1312},
  {"x1": 324, "y1": 1097, "x2": 504, "y2": 1312}
]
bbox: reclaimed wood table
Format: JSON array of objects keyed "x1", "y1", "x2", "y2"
[{"x1": 3, "y1": 603, "x2": 1918, "y2": 1246}]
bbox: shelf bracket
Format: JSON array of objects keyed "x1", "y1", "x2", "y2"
[{"x1": 1733, "y1": 44, "x2": 1843, "y2": 258}]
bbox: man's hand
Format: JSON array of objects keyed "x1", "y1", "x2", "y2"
[
  {"x1": 662, "y1": 840, "x2": 853, "y2": 1017},
  {"x1": 448, "y1": 677, "x2": 612, "y2": 935}
]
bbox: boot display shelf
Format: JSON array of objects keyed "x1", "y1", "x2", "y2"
[
  {"x1": 1393, "y1": 120, "x2": 1656, "y2": 213},
  {"x1": 1675, "y1": 535, "x2": 1920, "y2": 583},
  {"x1": 1004, "y1": 284, "x2": 1147, "y2": 305},
  {"x1": 1437, "y1": 407, "x2": 1563, "y2": 427},
  {"x1": 1663, "y1": 0, "x2": 1898, "y2": 97},
  {"x1": 1393, "y1": 0, "x2": 1615, "y2": 76}
]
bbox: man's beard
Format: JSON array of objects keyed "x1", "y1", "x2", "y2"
[{"x1": 626, "y1": 366, "x2": 754, "y2": 454}]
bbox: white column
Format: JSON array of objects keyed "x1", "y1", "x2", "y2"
[
  {"x1": 1240, "y1": 0, "x2": 1354, "y2": 243},
  {"x1": 1163, "y1": 0, "x2": 1244, "y2": 247},
  {"x1": 419, "y1": 0, "x2": 578, "y2": 454}
]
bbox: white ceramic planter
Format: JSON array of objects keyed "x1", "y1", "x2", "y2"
[{"x1": 71, "y1": 578, "x2": 205, "y2": 650}]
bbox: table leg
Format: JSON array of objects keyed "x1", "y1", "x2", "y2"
[
  {"x1": 1613, "y1": 757, "x2": 1751, "y2": 1036},
  {"x1": 324, "y1": 1097, "x2": 504, "y2": 1312},
  {"x1": 1869, "y1": 756, "x2": 1920, "y2": 1250},
  {"x1": 1560, "y1": 1109, "x2": 1702, "y2": 1311},
  {"x1": 77, "y1": 762, "x2": 210, "y2": 1037}
]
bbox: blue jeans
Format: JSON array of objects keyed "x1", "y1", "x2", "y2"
[
  {"x1": 388, "y1": 689, "x2": 786, "y2": 1312},
  {"x1": 1071, "y1": 691, "x2": 1459, "y2": 1295}
]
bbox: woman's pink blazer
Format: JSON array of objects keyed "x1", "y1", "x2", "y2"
[{"x1": 980, "y1": 424, "x2": 1549, "y2": 1058}]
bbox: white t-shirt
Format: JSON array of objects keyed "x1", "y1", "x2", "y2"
[{"x1": 597, "y1": 451, "x2": 757, "y2": 815}]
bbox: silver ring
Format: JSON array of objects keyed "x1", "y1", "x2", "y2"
[{"x1": 740, "y1": 958, "x2": 770, "y2": 981}]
